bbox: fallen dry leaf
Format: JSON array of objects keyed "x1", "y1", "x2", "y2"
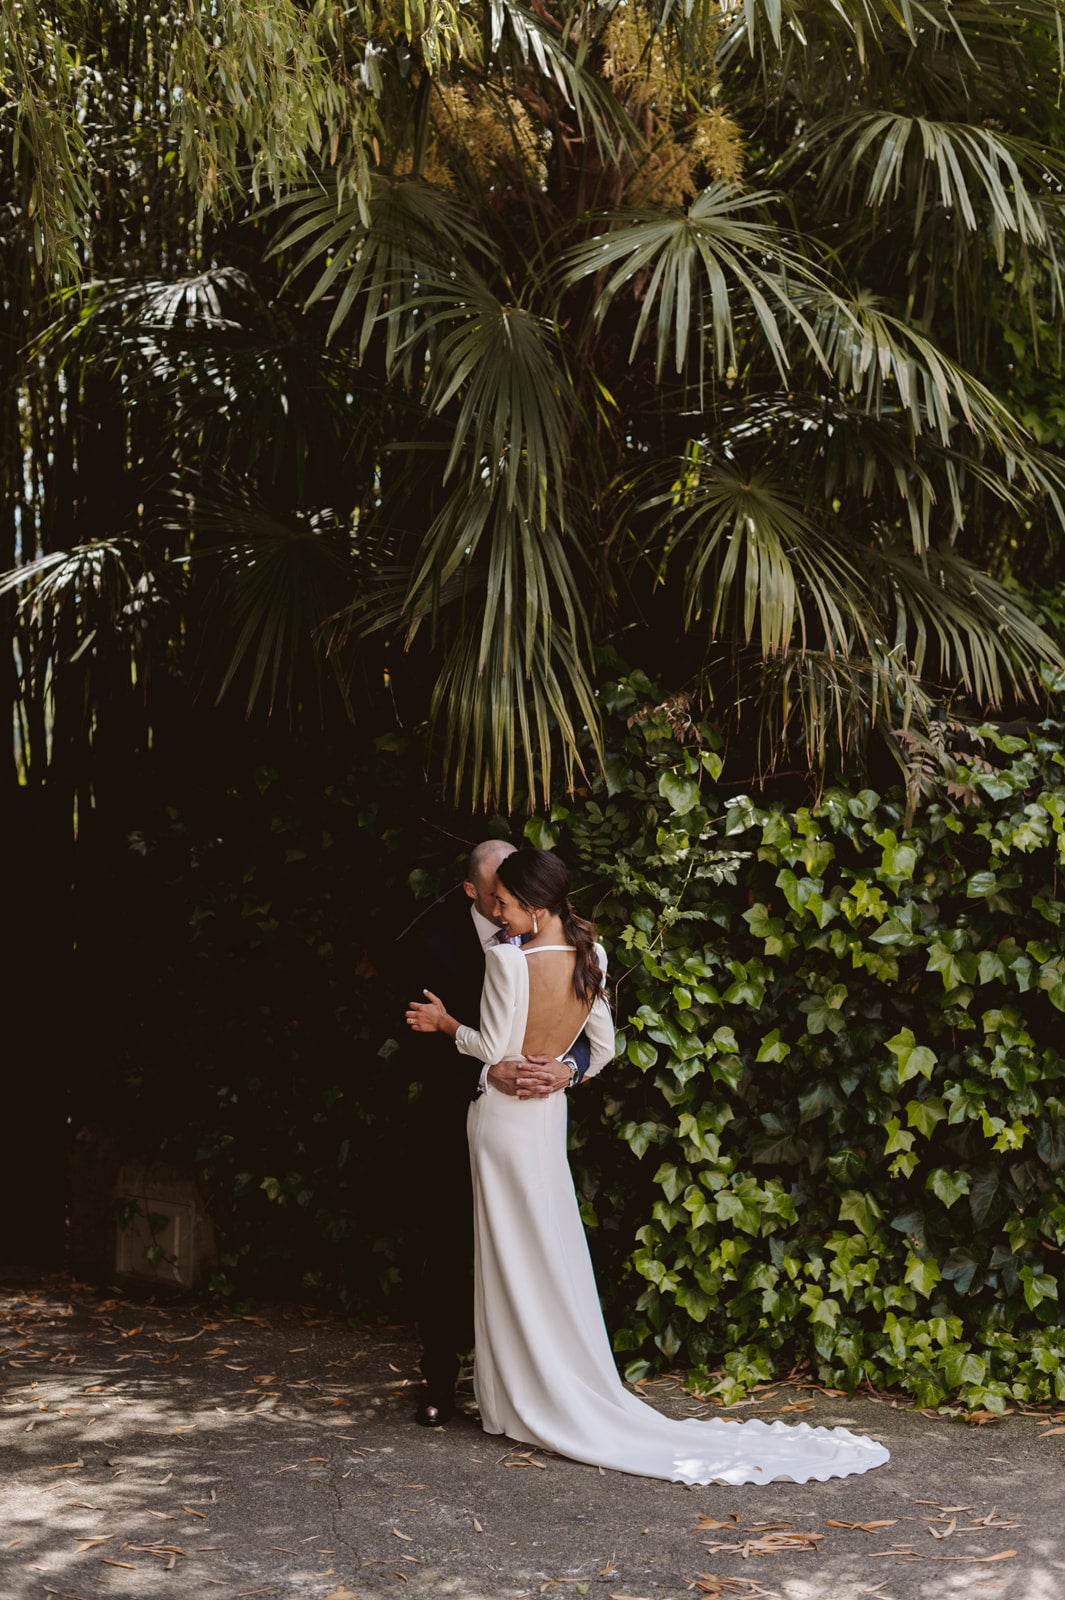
[
  {"x1": 929, "y1": 1517, "x2": 958, "y2": 1540},
  {"x1": 692, "y1": 1514, "x2": 742, "y2": 1529},
  {"x1": 825, "y1": 1520, "x2": 898, "y2": 1532},
  {"x1": 872, "y1": 1549, "x2": 1017, "y2": 1564},
  {"x1": 321, "y1": 1587, "x2": 359, "y2": 1599},
  {"x1": 1037, "y1": 1426, "x2": 1065, "y2": 1438},
  {"x1": 691, "y1": 1580, "x2": 782, "y2": 1600},
  {"x1": 703, "y1": 1532, "x2": 823, "y2": 1560},
  {"x1": 503, "y1": 1449, "x2": 547, "y2": 1469},
  {"x1": 48, "y1": 1460, "x2": 84, "y2": 1471},
  {"x1": 182, "y1": 1506, "x2": 207, "y2": 1519},
  {"x1": 391, "y1": 1528, "x2": 412, "y2": 1541}
]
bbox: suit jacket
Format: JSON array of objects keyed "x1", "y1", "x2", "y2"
[{"x1": 408, "y1": 893, "x2": 492, "y2": 1111}]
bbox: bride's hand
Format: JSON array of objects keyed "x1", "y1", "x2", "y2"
[{"x1": 406, "y1": 989, "x2": 458, "y2": 1037}]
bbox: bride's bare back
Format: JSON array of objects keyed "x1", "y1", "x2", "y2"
[{"x1": 521, "y1": 947, "x2": 591, "y2": 1058}]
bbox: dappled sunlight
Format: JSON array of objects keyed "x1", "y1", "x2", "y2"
[
  {"x1": 4, "y1": 1277, "x2": 1065, "y2": 1600},
  {"x1": 0, "y1": 1281, "x2": 412, "y2": 1595}
]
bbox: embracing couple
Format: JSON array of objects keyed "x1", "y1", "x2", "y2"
[{"x1": 404, "y1": 843, "x2": 889, "y2": 1486}]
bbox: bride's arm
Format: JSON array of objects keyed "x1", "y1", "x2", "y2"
[
  {"x1": 581, "y1": 998, "x2": 615, "y2": 1080},
  {"x1": 408, "y1": 946, "x2": 523, "y2": 1061},
  {"x1": 453, "y1": 947, "x2": 524, "y2": 1066},
  {"x1": 581, "y1": 944, "x2": 615, "y2": 1081}
]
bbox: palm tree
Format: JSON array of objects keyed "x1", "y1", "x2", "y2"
[{"x1": 4, "y1": 0, "x2": 1065, "y2": 818}]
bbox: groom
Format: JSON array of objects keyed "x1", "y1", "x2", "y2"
[{"x1": 405, "y1": 838, "x2": 591, "y2": 1426}]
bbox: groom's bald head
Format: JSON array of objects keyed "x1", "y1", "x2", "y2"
[{"x1": 465, "y1": 839, "x2": 516, "y2": 920}]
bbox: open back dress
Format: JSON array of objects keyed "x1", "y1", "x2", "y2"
[{"x1": 454, "y1": 942, "x2": 890, "y2": 1485}]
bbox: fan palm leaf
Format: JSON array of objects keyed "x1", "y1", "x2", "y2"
[
  {"x1": 560, "y1": 182, "x2": 831, "y2": 379},
  {"x1": 411, "y1": 286, "x2": 573, "y2": 525},
  {"x1": 270, "y1": 174, "x2": 499, "y2": 355},
  {"x1": 646, "y1": 463, "x2": 873, "y2": 654},
  {"x1": 864, "y1": 543, "x2": 1063, "y2": 703},
  {"x1": 166, "y1": 497, "x2": 361, "y2": 721}
]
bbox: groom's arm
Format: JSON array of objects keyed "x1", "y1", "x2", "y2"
[{"x1": 496, "y1": 1030, "x2": 593, "y2": 1099}]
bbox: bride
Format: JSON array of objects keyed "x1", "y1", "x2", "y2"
[{"x1": 406, "y1": 848, "x2": 888, "y2": 1486}]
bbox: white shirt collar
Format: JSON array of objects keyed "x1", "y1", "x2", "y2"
[{"x1": 470, "y1": 903, "x2": 501, "y2": 951}]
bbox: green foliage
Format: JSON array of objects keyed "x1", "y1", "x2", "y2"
[
  {"x1": 6, "y1": 0, "x2": 1065, "y2": 821},
  {"x1": 536, "y1": 685, "x2": 1065, "y2": 1411}
]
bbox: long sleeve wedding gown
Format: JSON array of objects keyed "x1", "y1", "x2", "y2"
[{"x1": 454, "y1": 942, "x2": 889, "y2": 1486}]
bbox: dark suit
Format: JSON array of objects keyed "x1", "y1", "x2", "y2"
[
  {"x1": 403, "y1": 893, "x2": 489, "y2": 1397},
  {"x1": 402, "y1": 891, "x2": 592, "y2": 1401}
]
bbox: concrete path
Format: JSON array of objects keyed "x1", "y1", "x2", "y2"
[{"x1": 1, "y1": 1276, "x2": 1061, "y2": 1600}]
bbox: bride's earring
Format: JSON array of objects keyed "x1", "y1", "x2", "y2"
[{"x1": 532, "y1": 912, "x2": 539, "y2": 935}]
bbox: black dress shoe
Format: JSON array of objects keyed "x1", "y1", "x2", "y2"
[{"x1": 415, "y1": 1396, "x2": 455, "y2": 1427}]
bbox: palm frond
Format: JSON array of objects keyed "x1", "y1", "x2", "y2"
[
  {"x1": 810, "y1": 290, "x2": 1029, "y2": 452},
  {"x1": 740, "y1": 645, "x2": 938, "y2": 782},
  {"x1": 269, "y1": 174, "x2": 498, "y2": 354},
  {"x1": 560, "y1": 182, "x2": 831, "y2": 379},
  {"x1": 167, "y1": 498, "x2": 361, "y2": 721},
  {"x1": 404, "y1": 478, "x2": 584, "y2": 673},
  {"x1": 399, "y1": 474, "x2": 600, "y2": 804},
  {"x1": 431, "y1": 613, "x2": 601, "y2": 811},
  {"x1": 865, "y1": 544, "x2": 1064, "y2": 704},
  {"x1": 804, "y1": 115, "x2": 1061, "y2": 262},
  {"x1": 410, "y1": 287, "x2": 573, "y2": 525},
  {"x1": 485, "y1": 0, "x2": 633, "y2": 155},
  {"x1": 646, "y1": 461, "x2": 873, "y2": 654}
]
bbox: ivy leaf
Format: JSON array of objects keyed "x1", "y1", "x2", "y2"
[
  {"x1": 927, "y1": 1168, "x2": 972, "y2": 1208},
  {"x1": 907, "y1": 1096, "x2": 948, "y2": 1137},
  {"x1": 883, "y1": 1117, "x2": 915, "y2": 1154},
  {"x1": 940, "y1": 1344, "x2": 987, "y2": 1385},
  {"x1": 941, "y1": 1248, "x2": 983, "y2": 1296},
  {"x1": 887, "y1": 1028, "x2": 938, "y2": 1083},
  {"x1": 876, "y1": 830, "x2": 918, "y2": 879},
  {"x1": 618, "y1": 1121, "x2": 662, "y2": 1159},
  {"x1": 1019, "y1": 1265, "x2": 1059, "y2": 1311},
  {"x1": 1036, "y1": 1116, "x2": 1065, "y2": 1171},
  {"x1": 838, "y1": 1189, "x2": 882, "y2": 1238},
  {"x1": 756, "y1": 1028, "x2": 790, "y2": 1062},
  {"x1": 968, "y1": 1169, "x2": 1002, "y2": 1226},
  {"x1": 905, "y1": 1254, "x2": 943, "y2": 1297}
]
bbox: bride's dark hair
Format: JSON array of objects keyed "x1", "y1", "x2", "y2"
[{"x1": 496, "y1": 848, "x2": 603, "y2": 1006}]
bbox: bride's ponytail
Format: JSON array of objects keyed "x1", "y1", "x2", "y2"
[
  {"x1": 496, "y1": 850, "x2": 603, "y2": 1006},
  {"x1": 558, "y1": 896, "x2": 603, "y2": 1007}
]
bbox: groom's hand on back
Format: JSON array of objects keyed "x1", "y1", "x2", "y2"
[{"x1": 487, "y1": 1058, "x2": 570, "y2": 1098}]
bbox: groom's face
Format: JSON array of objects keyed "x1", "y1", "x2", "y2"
[{"x1": 466, "y1": 867, "x2": 504, "y2": 923}]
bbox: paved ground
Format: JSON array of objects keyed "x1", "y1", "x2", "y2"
[{"x1": 1, "y1": 1275, "x2": 1062, "y2": 1600}]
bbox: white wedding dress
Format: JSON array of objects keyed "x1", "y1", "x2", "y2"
[{"x1": 454, "y1": 943, "x2": 889, "y2": 1485}]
